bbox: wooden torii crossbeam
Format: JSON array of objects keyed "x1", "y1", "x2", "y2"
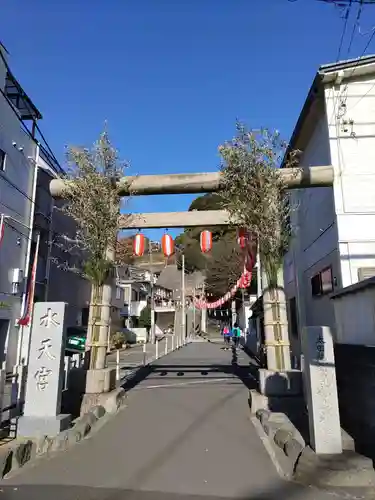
[
  {"x1": 50, "y1": 165, "x2": 334, "y2": 198},
  {"x1": 50, "y1": 166, "x2": 334, "y2": 229}
]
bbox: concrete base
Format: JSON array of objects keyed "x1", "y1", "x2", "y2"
[
  {"x1": 249, "y1": 389, "x2": 305, "y2": 416},
  {"x1": 85, "y1": 368, "x2": 116, "y2": 394},
  {"x1": 17, "y1": 414, "x2": 71, "y2": 438},
  {"x1": 259, "y1": 368, "x2": 302, "y2": 397}
]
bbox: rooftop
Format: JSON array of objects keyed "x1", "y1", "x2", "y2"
[{"x1": 283, "y1": 54, "x2": 375, "y2": 166}]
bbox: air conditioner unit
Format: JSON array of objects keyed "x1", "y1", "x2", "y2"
[{"x1": 9, "y1": 268, "x2": 23, "y2": 295}]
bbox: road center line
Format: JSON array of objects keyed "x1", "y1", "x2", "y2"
[{"x1": 136, "y1": 378, "x2": 234, "y2": 389}]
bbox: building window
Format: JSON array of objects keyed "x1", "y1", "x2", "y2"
[
  {"x1": 321, "y1": 267, "x2": 333, "y2": 294},
  {"x1": 311, "y1": 266, "x2": 333, "y2": 297},
  {"x1": 0, "y1": 149, "x2": 6, "y2": 172},
  {"x1": 116, "y1": 287, "x2": 121, "y2": 300},
  {"x1": 311, "y1": 274, "x2": 321, "y2": 296}
]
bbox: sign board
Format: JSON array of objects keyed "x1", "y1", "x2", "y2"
[
  {"x1": 301, "y1": 326, "x2": 342, "y2": 455},
  {"x1": 23, "y1": 302, "x2": 67, "y2": 418}
]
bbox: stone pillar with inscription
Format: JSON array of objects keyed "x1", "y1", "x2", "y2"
[
  {"x1": 18, "y1": 302, "x2": 71, "y2": 437},
  {"x1": 301, "y1": 326, "x2": 342, "y2": 455}
]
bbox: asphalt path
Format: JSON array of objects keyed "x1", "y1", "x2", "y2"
[{"x1": 0, "y1": 342, "x2": 363, "y2": 500}]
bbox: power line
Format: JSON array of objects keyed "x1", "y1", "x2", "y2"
[
  {"x1": 347, "y1": 1, "x2": 363, "y2": 55},
  {"x1": 337, "y1": 3, "x2": 351, "y2": 61}
]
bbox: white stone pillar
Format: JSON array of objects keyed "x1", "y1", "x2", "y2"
[
  {"x1": 201, "y1": 307, "x2": 207, "y2": 333},
  {"x1": 301, "y1": 326, "x2": 342, "y2": 455}
]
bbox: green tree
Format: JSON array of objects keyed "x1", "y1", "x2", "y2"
[
  {"x1": 218, "y1": 123, "x2": 300, "y2": 370},
  {"x1": 61, "y1": 131, "x2": 130, "y2": 370},
  {"x1": 139, "y1": 306, "x2": 151, "y2": 329}
]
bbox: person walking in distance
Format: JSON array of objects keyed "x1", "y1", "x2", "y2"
[
  {"x1": 232, "y1": 323, "x2": 242, "y2": 349},
  {"x1": 223, "y1": 324, "x2": 231, "y2": 350}
]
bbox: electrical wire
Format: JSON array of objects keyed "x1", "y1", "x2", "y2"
[
  {"x1": 337, "y1": 4, "x2": 351, "y2": 61},
  {"x1": 347, "y1": 1, "x2": 363, "y2": 55}
]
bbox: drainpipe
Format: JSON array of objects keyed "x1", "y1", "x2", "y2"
[{"x1": 16, "y1": 143, "x2": 40, "y2": 367}]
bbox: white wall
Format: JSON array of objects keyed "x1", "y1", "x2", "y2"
[
  {"x1": 284, "y1": 111, "x2": 338, "y2": 356},
  {"x1": 0, "y1": 49, "x2": 37, "y2": 370},
  {"x1": 332, "y1": 285, "x2": 375, "y2": 346},
  {"x1": 285, "y1": 70, "x2": 375, "y2": 353},
  {"x1": 325, "y1": 76, "x2": 375, "y2": 288}
]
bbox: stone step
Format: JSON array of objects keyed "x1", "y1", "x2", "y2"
[{"x1": 341, "y1": 428, "x2": 355, "y2": 452}]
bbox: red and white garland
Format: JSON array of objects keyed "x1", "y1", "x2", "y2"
[{"x1": 194, "y1": 248, "x2": 256, "y2": 310}]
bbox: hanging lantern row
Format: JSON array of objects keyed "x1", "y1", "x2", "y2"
[
  {"x1": 133, "y1": 227, "x2": 250, "y2": 258},
  {"x1": 132, "y1": 232, "x2": 174, "y2": 258}
]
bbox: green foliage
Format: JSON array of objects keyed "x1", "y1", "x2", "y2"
[
  {"x1": 219, "y1": 123, "x2": 300, "y2": 287},
  {"x1": 139, "y1": 306, "x2": 151, "y2": 328},
  {"x1": 111, "y1": 331, "x2": 126, "y2": 349},
  {"x1": 175, "y1": 193, "x2": 235, "y2": 274},
  {"x1": 61, "y1": 130, "x2": 130, "y2": 286},
  {"x1": 84, "y1": 258, "x2": 113, "y2": 287}
]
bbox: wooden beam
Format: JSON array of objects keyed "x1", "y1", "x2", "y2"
[
  {"x1": 50, "y1": 165, "x2": 334, "y2": 198},
  {"x1": 119, "y1": 210, "x2": 231, "y2": 229}
]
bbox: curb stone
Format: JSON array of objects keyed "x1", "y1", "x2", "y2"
[
  {"x1": 0, "y1": 448, "x2": 13, "y2": 478},
  {"x1": 255, "y1": 409, "x2": 270, "y2": 424},
  {"x1": 274, "y1": 428, "x2": 294, "y2": 449},
  {"x1": 2, "y1": 403, "x2": 108, "y2": 478},
  {"x1": 1, "y1": 345, "x2": 184, "y2": 480},
  {"x1": 254, "y1": 405, "x2": 307, "y2": 476},
  {"x1": 35, "y1": 435, "x2": 54, "y2": 456},
  {"x1": 103, "y1": 388, "x2": 127, "y2": 414},
  {"x1": 253, "y1": 404, "x2": 375, "y2": 491},
  {"x1": 284, "y1": 437, "x2": 304, "y2": 465},
  {"x1": 12, "y1": 440, "x2": 34, "y2": 469}
]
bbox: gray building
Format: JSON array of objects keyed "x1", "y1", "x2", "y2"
[{"x1": 0, "y1": 43, "x2": 91, "y2": 371}]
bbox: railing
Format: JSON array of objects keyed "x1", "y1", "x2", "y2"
[
  {"x1": 114, "y1": 333, "x2": 194, "y2": 384},
  {"x1": 154, "y1": 299, "x2": 177, "y2": 310},
  {"x1": 63, "y1": 353, "x2": 84, "y2": 390}
]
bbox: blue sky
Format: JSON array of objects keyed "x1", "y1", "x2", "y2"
[{"x1": 2, "y1": 0, "x2": 375, "y2": 241}]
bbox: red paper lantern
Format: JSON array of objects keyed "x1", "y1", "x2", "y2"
[
  {"x1": 237, "y1": 228, "x2": 249, "y2": 249},
  {"x1": 200, "y1": 230, "x2": 212, "y2": 253},
  {"x1": 133, "y1": 233, "x2": 145, "y2": 257},
  {"x1": 161, "y1": 234, "x2": 174, "y2": 257}
]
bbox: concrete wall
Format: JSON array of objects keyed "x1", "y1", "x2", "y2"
[
  {"x1": 155, "y1": 311, "x2": 175, "y2": 333},
  {"x1": 284, "y1": 107, "x2": 339, "y2": 357},
  {"x1": 335, "y1": 343, "x2": 375, "y2": 457},
  {"x1": 0, "y1": 48, "x2": 37, "y2": 370},
  {"x1": 35, "y1": 167, "x2": 91, "y2": 328},
  {"x1": 284, "y1": 69, "x2": 375, "y2": 357},
  {"x1": 332, "y1": 280, "x2": 375, "y2": 346},
  {"x1": 325, "y1": 75, "x2": 375, "y2": 289}
]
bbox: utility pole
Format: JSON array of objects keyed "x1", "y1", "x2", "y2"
[
  {"x1": 181, "y1": 253, "x2": 186, "y2": 343},
  {"x1": 256, "y1": 242, "x2": 262, "y2": 298},
  {"x1": 149, "y1": 239, "x2": 155, "y2": 344},
  {"x1": 241, "y1": 287, "x2": 246, "y2": 332},
  {"x1": 192, "y1": 286, "x2": 196, "y2": 337}
]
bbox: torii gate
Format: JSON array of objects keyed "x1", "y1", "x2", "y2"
[
  {"x1": 49, "y1": 165, "x2": 333, "y2": 396},
  {"x1": 50, "y1": 165, "x2": 333, "y2": 229}
]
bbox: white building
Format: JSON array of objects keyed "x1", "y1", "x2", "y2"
[{"x1": 283, "y1": 55, "x2": 375, "y2": 357}]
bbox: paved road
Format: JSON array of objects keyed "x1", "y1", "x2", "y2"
[
  {"x1": 0, "y1": 342, "x2": 361, "y2": 499},
  {"x1": 106, "y1": 336, "x2": 172, "y2": 384}
]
